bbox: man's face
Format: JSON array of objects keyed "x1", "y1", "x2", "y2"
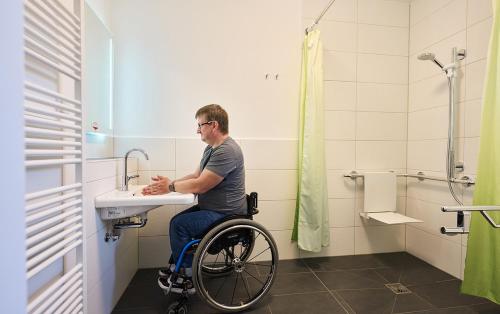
[{"x1": 196, "y1": 116, "x2": 214, "y2": 143}]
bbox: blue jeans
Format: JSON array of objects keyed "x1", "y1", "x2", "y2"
[{"x1": 169, "y1": 205, "x2": 228, "y2": 268}]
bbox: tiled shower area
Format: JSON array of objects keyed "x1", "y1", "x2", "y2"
[{"x1": 112, "y1": 253, "x2": 500, "y2": 313}]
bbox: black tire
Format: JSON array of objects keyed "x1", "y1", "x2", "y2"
[
  {"x1": 193, "y1": 219, "x2": 278, "y2": 312},
  {"x1": 167, "y1": 301, "x2": 187, "y2": 314}
]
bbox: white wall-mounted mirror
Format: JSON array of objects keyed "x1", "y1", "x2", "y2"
[{"x1": 84, "y1": 2, "x2": 114, "y2": 158}]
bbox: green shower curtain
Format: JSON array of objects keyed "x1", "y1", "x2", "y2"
[
  {"x1": 291, "y1": 29, "x2": 329, "y2": 252},
  {"x1": 461, "y1": 0, "x2": 500, "y2": 305}
]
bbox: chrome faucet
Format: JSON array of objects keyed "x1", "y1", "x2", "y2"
[{"x1": 121, "y1": 148, "x2": 149, "y2": 191}]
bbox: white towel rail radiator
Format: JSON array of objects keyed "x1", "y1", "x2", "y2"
[{"x1": 24, "y1": 0, "x2": 84, "y2": 313}]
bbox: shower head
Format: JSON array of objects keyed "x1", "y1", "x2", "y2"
[
  {"x1": 417, "y1": 52, "x2": 444, "y2": 69},
  {"x1": 417, "y1": 52, "x2": 435, "y2": 60}
]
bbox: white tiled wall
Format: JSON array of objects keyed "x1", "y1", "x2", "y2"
[
  {"x1": 104, "y1": 0, "x2": 493, "y2": 285},
  {"x1": 111, "y1": 0, "x2": 412, "y2": 268},
  {"x1": 407, "y1": 0, "x2": 493, "y2": 279},
  {"x1": 84, "y1": 158, "x2": 139, "y2": 314}
]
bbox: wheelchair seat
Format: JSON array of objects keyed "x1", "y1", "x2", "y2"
[{"x1": 195, "y1": 192, "x2": 259, "y2": 239}]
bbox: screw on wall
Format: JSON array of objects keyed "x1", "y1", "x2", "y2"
[{"x1": 265, "y1": 73, "x2": 280, "y2": 80}]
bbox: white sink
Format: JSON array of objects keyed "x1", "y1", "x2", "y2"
[{"x1": 95, "y1": 185, "x2": 195, "y2": 220}]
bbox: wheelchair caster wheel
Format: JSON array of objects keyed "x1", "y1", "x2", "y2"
[{"x1": 167, "y1": 301, "x2": 187, "y2": 314}]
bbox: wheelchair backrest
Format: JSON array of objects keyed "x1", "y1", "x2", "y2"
[{"x1": 247, "y1": 192, "x2": 259, "y2": 216}]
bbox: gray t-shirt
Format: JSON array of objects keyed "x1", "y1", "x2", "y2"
[{"x1": 198, "y1": 137, "x2": 247, "y2": 214}]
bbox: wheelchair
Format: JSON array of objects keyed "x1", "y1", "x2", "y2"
[{"x1": 164, "y1": 192, "x2": 279, "y2": 314}]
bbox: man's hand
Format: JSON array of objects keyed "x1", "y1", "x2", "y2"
[{"x1": 142, "y1": 175, "x2": 171, "y2": 195}]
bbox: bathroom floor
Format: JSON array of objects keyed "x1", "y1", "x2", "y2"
[{"x1": 112, "y1": 252, "x2": 500, "y2": 314}]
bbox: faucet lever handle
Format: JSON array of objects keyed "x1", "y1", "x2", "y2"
[{"x1": 127, "y1": 174, "x2": 139, "y2": 180}]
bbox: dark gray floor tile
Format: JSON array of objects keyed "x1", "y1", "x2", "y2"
[
  {"x1": 128, "y1": 268, "x2": 161, "y2": 287},
  {"x1": 268, "y1": 292, "x2": 347, "y2": 314},
  {"x1": 185, "y1": 294, "x2": 270, "y2": 314},
  {"x1": 411, "y1": 280, "x2": 488, "y2": 308},
  {"x1": 254, "y1": 258, "x2": 310, "y2": 276},
  {"x1": 303, "y1": 254, "x2": 388, "y2": 271},
  {"x1": 316, "y1": 269, "x2": 388, "y2": 290},
  {"x1": 375, "y1": 264, "x2": 455, "y2": 286},
  {"x1": 113, "y1": 282, "x2": 166, "y2": 311},
  {"x1": 373, "y1": 252, "x2": 430, "y2": 269},
  {"x1": 392, "y1": 293, "x2": 434, "y2": 313},
  {"x1": 336, "y1": 288, "x2": 396, "y2": 314},
  {"x1": 255, "y1": 272, "x2": 326, "y2": 295},
  {"x1": 403, "y1": 306, "x2": 477, "y2": 314},
  {"x1": 468, "y1": 302, "x2": 500, "y2": 313},
  {"x1": 113, "y1": 253, "x2": 500, "y2": 314}
]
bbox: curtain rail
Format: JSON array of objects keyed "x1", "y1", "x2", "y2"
[{"x1": 305, "y1": 0, "x2": 337, "y2": 34}]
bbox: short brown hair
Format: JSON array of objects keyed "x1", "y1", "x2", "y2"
[{"x1": 195, "y1": 104, "x2": 229, "y2": 134}]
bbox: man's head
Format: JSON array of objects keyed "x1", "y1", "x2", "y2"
[
  {"x1": 195, "y1": 104, "x2": 229, "y2": 143},
  {"x1": 195, "y1": 104, "x2": 228, "y2": 134}
]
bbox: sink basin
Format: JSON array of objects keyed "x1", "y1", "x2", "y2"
[{"x1": 95, "y1": 185, "x2": 195, "y2": 220}]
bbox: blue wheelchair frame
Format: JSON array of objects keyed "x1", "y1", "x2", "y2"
[{"x1": 173, "y1": 239, "x2": 201, "y2": 274}]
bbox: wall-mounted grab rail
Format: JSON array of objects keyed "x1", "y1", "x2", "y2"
[
  {"x1": 441, "y1": 205, "x2": 500, "y2": 234},
  {"x1": 343, "y1": 171, "x2": 475, "y2": 186},
  {"x1": 344, "y1": 172, "x2": 499, "y2": 234}
]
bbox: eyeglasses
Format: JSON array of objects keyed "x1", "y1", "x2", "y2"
[{"x1": 197, "y1": 121, "x2": 214, "y2": 129}]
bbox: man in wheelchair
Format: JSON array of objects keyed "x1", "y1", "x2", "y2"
[{"x1": 142, "y1": 104, "x2": 248, "y2": 294}]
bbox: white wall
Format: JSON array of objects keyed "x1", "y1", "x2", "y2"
[
  {"x1": 84, "y1": 158, "x2": 139, "y2": 313},
  {"x1": 85, "y1": 0, "x2": 112, "y2": 30},
  {"x1": 111, "y1": 0, "x2": 412, "y2": 267},
  {"x1": 111, "y1": 0, "x2": 302, "y2": 139},
  {"x1": 0, "y1": 1, "x2": 27, "y2": 312},
  {"x1": 406, "y1": 0, "x2": 493, "y2": 278}
]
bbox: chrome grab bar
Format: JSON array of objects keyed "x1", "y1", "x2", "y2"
[
  {"x1": 441, "y1": 205, "x2": 500, "y2": 234},
  {"x1": 343, "y1": 171, "x2": 475, "y2": 186},
  {"x1": 342, "y1": 171, "x2": 499, "y2": 235}
]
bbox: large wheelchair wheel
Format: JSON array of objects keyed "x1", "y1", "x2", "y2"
[{"x1": 193, "y1": 219, "x2": 278, "y2": 312}]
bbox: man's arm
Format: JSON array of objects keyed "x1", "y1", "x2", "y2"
[
  {"x1": 175, "y1": 166, "x2": 201, "y2": 181},
  {"x1": 174, "y1": 169, "x2": 223, "y2": 194},
  {"x1": 142, "y1": 168, "x2": 221, "y2": 195}
]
